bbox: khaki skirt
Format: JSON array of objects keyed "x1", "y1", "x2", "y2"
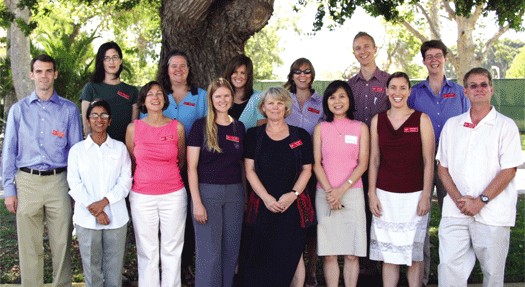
[{"x1": 316, "y1": 187, "x2": 367, "y2": 256}]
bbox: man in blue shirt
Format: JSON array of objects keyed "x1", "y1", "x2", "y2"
[
  {"x1": 408, "y1": 40, "x2": 470, "y2": 286},
  {"x1": 2, "y1": 54, "x2": 83, "y2": 286}
]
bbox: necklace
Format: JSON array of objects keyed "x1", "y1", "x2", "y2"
[{"x1": 333, "y1": 119, "x2": 345, "y2": 136}]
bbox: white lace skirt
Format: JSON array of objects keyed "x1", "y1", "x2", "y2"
[{"x1": 369, "y1": 188, "x2": 428, "y2": 266}]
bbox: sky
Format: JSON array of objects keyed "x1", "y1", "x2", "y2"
[{"x1": 273, "y1": 1, "x2": 525, "y2": 79}]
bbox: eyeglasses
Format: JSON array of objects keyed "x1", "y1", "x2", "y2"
[
  {"x1": 293, "y1": 69, "x2": 312, "y2": 75},
  {"x1": 89, "y1": 113, "x2": 110, "y2": 119},
  {"x1": 468, "y1": 82, "x2": 490, "y2": 90},
  {"x1": 103, "y1": 56, "x2": 121, "y2": 62},
  {"x1": 425, "y1": 53, "x2": 443, "y2": 60}
]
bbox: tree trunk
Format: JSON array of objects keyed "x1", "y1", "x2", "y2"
[
  {"x1": 159, "y1": 0, "x2": 274, "y2": 89},
  {"x1": 5, "y1": 0, "x2": 32, "y2": 103},
  {"x1": 429, "y1": 0, "x2": 441, "y2": 39},
  {"x1": 455, "y1": 15, "x2": 481, "y2": 84}
]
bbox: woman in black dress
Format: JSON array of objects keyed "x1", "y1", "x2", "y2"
[{"x1": 239, "y1": 87, "x2": 316, "y2": 287}]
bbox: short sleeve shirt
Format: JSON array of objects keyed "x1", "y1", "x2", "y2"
[
  {"x1": 408, "y1": 77, "x2": 470, "y2": 147},
  {"x1": 81, "y1": 82, "x2": 138, "y2": 142},
  {"x1": 284, "y1": 92, "x2": 324, "y2": 136},
  {"x1": 348, "y1": 68, "x2": 390, "y2": 127},
  {"x1": 187, "y1": 118, "x2": 245, "y2": 184},
  {"x1": 436, "y1": 108, "x2": 523, "y2": 226}
]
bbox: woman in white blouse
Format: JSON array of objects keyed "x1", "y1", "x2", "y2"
[{"x1": 67, "y1": 99, "x2": 133, "y2": 287}]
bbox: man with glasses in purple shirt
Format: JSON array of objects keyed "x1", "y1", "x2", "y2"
[
  {"x1": 347, "y1": 31, "x2": 390, "y2": 279},
  {"x1": 2, "y1": 54, "x2": 83, "y2": 286},
  {"x1": 408, "y1": 40, "x2": 470, "y2": 286}
]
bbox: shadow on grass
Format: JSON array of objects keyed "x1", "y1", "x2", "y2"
[{"x1": 0, "y1": 195, "x2": 524, "y2": 284}]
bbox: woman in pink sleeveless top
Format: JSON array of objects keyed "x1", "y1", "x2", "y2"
[
  {"x1": 368, "y1": 72, "x2": 435, "y2": 287},
  {"x1": 312, "y1": 81, "x2": 369, "y2": 287},
  {"x1": 125, "y1": 81, "x2": 187, "y2": 287}
]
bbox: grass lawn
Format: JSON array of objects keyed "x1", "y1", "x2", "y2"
[
  {"x1": 1, "y1": 195, "x2": 524, "y2": 284},
  {"x1": 521, "y1": 133, "x2": 524, "y2": 150}
]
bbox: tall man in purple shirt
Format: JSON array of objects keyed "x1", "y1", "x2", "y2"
[
  {"x1": 2, "y1": 54, "x2": 83, "y2": 286},
  {"x1": 408, "y1": 40, "x2": 470, "y2": 286},
  {"x1": 347, "y1": 32, "x2": 390, "y2": 278}
]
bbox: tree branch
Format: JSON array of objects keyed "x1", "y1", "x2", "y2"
[
  {"x1": 401, "y1": 19, "x2": 428, "y2": 43},
  {"x1": 442, "y1": 0, "x2": 456, "y2": 21},
  {"x1": 416, "y1": 3, "x2": 440, "y2": 39},
  {"x1": 479, "y1": 24, "x2": 510, "y2": 60},
  {"x1": 470, "y1": 3, "x2": 483, "y2": 26}
]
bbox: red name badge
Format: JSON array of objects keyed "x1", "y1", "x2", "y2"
[
  {"x1": 404, "y1": 127, "x2": 419, "y2": 133},
  {"x1": 117, "y1": 91, "x2": 130, "y2": 99},
  {"x1": 52, "y1": 130, "x2": 65, "y2": 138},
  {"x1": 160, "y1": 135, "x2": 175, "y2": 141},
  {"x1": 226, "y1": 135, "x2": 239, "y2": 142},
  {"x1": 372, "y1": 86, "x2": 384, "y2": 92},
  {"x1": 443, "y1": 93, "x2": 456, "y2": 98},
  {"x1": 183, "y1": 102, "x2": 195, "y2": 107},
  {"x1": 289, "y1": 140, "x2": 303, "y2": 149},
  {"x1": 463, "y1": 122, "x2": 476, "y2": 129},
  {"x1": 307, "y1": 107, "x2": 320, "y2": 114}
]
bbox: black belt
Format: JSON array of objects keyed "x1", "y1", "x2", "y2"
[{"x1": 19, "y1": 167, "x2": 67, "y2": 176}]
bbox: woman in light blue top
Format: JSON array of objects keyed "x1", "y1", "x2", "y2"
[
  {"x1": 224, "y1": 55, "x2": 265, "y2": 129},
  {"x1": 142, "y1": 49, "x2": 207, "y2": 135}
]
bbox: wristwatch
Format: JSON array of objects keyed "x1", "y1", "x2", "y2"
[
  {"x1": 292, "y1": 190, "x2": 300, "y2": 197},
  {"x1": 480, "y1": 194, "x2": 489, "y2": 204}
]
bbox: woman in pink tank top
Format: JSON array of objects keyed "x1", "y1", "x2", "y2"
[
  {"x1": 125, "y1": 81, "x2": 187, "y2": 287},
  {"x1": 368, "y1": 72, "x2": 435, "y2": 287},
  {"x1": 312, "y1": 81, "x2": 369, "y2": 287}
]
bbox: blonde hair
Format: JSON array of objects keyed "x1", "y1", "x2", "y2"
[
  {"x1": 205, "y1": 78, "x2": 234, "y2": 153},
  {"x1": 257, "y1": 87, "x2": 293, "y2": 118}
]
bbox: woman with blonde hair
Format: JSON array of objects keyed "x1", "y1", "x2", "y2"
[
  {"x1": 239, "y1": 87, "x2": 315, "y2": 287},
  {"x1": 187, "y1": 78, "x2": 245, "y2": 287}
]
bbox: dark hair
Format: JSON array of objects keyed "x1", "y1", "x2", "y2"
[
  {"x1": 137, "y1": 81, "x2": 170, "y2": 114},
  {"x1": 353, "y1": 31, "x2": 376, "y2": 47},
  {"x1": 86, "y1": 99, "x2": 112, "y2": 119},
  {"x1": 223, "y1": 55, "x2": 254, "y2": 102},
  {"x1": 92, "y1": 42, "x2": 123, "y2": 83},
  {"x1": 322, "y1": 80, "x2": 355, "y2": 122},
  {"x1": 386, "y1": 72, "x2": 412, "y2": 88},
  {"x1": 157, "y1": 49, "x2": 196, "y2": 94},
  {"x1": 463, "y1": 67, "x2": 492, "y2": 87},
  {"x1": 284, "y1": 58, "x2": 315, "y2": 94},
  {"x1": 31, "y1": 54, "x2": 56, "y2": 72},
  {"x1": 420, "y1": 40, "x2": 448, "y2": 59}
]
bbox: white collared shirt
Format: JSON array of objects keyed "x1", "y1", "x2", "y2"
[
  {"x1": 436, "y1": 107, "x2": 523, "y2": 226},
  {"x1": 67, "y1": 134, "x2": 132, "y2": 229}
]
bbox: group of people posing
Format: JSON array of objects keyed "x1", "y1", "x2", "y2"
[{"x1": 2, "y1": 31, "x2": 522, "y2": 287}]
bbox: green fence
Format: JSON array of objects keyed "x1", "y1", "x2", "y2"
[{"x1": 254, "y1": 79, "x2": 525, "y2": 132}]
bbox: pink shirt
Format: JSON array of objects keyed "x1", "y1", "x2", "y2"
[
  {"x1": 132, "y1": 119, "x2": 184, "y2": 195},
  {"x1": 318, "y1": 118, "x2": 363, "y2": 189}
]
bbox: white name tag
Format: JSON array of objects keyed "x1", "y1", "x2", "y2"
[{"x1": 345, "y1": 135, "x2": 358, "y2": 144}]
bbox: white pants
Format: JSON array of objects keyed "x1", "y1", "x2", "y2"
[
  {"x1": 438, "y1": 217, "x2": 510, "y2": 287},
  {"x1": 130, "y1": 189, "x2": 187, "y2": 287}
]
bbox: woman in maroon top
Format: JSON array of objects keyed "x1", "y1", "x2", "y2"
[{"x1": 368, "y1": 72, "x2": 434, "y2": 287}]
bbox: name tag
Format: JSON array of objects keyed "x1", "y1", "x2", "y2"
[
  {"x1": 372, "y1": 86, "x2": 384, "y2": 92},
  {"x1": 226, "y1": 135, "x2": 239, "y2": 142},
  {"x1": 307, "y1": 107, "x2": 320, "y2": 114},
  {"x1": 289, "y1": 140, "x2": 303, "y2": 149},
  {"x1": 404, "y1": 127, "x2": 419, "y2": 132},
  {"x1": 52, "y1": 130, "x2": 65, "y2": 138},
  {"x1": 443, "y1": 93, "x2": 456, "y2": 98},
  {"x1": 345, "y1": 135, "x2": 358, "y2": 144},
  {"x1": 463, "y1": 122, "x2": 476, "y2": 129},
  {"x1": 183, "y1": 102, "x2": 195, "y2": 107},
  {"x1": 160, "y1": 135, "x2": 175, "y2": 141},
  {"x1": 118, "y1": 91, "x2": 130, "y2": 99}
]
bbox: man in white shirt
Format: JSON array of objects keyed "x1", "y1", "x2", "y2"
[{"x1": 436, "y1": 67, "x2": 523, "y2": 287}]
